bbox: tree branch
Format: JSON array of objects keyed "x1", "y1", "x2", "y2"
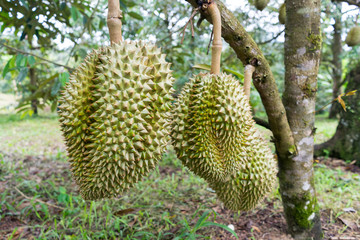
[
  {"x1": 258, "y1": 30, "x2": 285, "y2": 45},
  {"x1": 184, "y1": 0, "x2": 295, "y2": 158},
  {"x1": 254, "y1": 117, "x2": 271, "y2": 129},
  {"x1": 0, "y1": 42, "x2": 75, "y2": 71},
  {"x1": 333, "y1": 0, "x2": 360, "y2": 7}
]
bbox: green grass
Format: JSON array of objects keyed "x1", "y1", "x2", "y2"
[
  {"x1": 0, "y1": 112, "x2": 359, "y2": 239},
  {"x1": 314, "y1": 113, "x2": 338, "y2": 144}
]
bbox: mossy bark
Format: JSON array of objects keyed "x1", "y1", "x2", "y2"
[
  {"x1": 315, "y1": 63, "x2": 360, "y2": 165},
  {"x1": 328, "y1": 2, "x2": 343, "y2": 119},
  {"x1": 281, "y1": 1, "x2": 323, "y2": 239}
]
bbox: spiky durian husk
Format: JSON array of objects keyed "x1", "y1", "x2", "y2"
[
  {"x1": 59, "y1": 41, "x2": 174, "y2": 200},
  {"x1": 345, "y1": 26, "x2": 360, "y2": 47},
  {"x1": 254, "y1": 0, "x2": 269, "y2": 11},
  {"x1": 172, "y1": 73, "x2": 277, "y2": 210},
  {"x1": 209, "y1": 127, "x2": 277, "y2": 211},
  {"x1": 58, "y1": 50, "x2": 103, "y2": 187}
]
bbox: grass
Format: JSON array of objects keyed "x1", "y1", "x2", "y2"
[{"x1": 0, "y1": 111, "x2": 359, "y2": 239}]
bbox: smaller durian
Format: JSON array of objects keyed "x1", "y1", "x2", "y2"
[
  {"x1": 172, "y1": 2, "x2": 278, "y2": 211},
  {"x1": 279, "y1": 3, "x2": 286, "y2": 25},
  {"x1": 254, "y1": 0, "x2": 269, "y2": 11},
  {"x1": 345, "y1": 26, "x2": 360, "y2": 47}
]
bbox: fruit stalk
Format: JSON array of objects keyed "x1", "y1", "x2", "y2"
[
  {"x1": 107, "y1": 0, "x2": 123, "y2": 44},
  {"x1": 244, "y1": 65, "x2": 255, "y2": 99},
  {"x1": 207, "y1": 2, "x2": 222, "y2": 75}
]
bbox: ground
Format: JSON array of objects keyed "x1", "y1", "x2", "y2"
[{"x1": 0, "y1": 109, "x2": 359, "y2": 239}]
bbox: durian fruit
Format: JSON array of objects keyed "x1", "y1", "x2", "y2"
[
  {"x1": 59, "y1": 41, "x2": 174, "y2": 200},
  {"x1": 279, "y1": 3, "x2": 286, "y2": 25},
  {"x1": 345, "y1": 26, "x2": 360, "y2": 47},
  {"x1": 172, "y1": 73, "x2": 247, "y2": 182},
  {"x1": 254, "y1": 0, "x2": 269, "y2": 11},
  {"x1": 208, "y1": 128, "x2": 277, "y2": 211},
  {"x1": 172, "y1": 73, "x2": 277, "y2": 210},
  {"x1": 172, "y1": 2, "x2": 277, "y2": 211}
]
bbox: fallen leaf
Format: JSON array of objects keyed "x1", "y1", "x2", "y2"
[
  {"x1": 338, "y1": 216, "x2": 358, "y2": 230},
  {"x1": 252, "y1": 226, "x2": 261, "y2": 233},
  {"x1": 342, "y1": 207, "x2": 356, "y2": 213}
]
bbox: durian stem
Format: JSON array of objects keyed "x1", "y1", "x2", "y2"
[
  {"x1": 107, "y1": 0, "x2": 123, "y2": 44},
  {"x1": 244, "y1": 65, "x2": 255, "y2": 99},
  {"x1": 208, "y1": 2, "x2": 222, "y2": 75}
]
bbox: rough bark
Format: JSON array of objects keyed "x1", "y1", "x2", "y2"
[
  {"x1": 183, "y1": 1, "x2": 323, "y2": 238},
  {"x1": 315, "y1": 63, "x2": 360, "y2": 166},
  {"x1": 281, "y1": 1, "x2": 323, "y2": 239},
  {"x1": 29, "y1": 67, "x2": 38, "y2": 115},
  {"x1": 328, "y1": 3, "x2": 343, "y2": 119}
]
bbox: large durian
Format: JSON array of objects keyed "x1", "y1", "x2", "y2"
[
  {"x1": 172, "y1": 2, "x2": 277, "y2": 211},
  {"x1": 59, "y1": 41, "x2": 174, "y2": 200},
  {"x1": 345, "y1": 26, "x2": 360, "y2": 47},
  {"x1": 172, "y1": 73, "x2": 277, "y2": 210},
  {"x1": 278, "y1": 3, "x2": 286, "y2": 25},
  {"x1": 254, "y1": 0, "x2": 269, "y2": 11}
]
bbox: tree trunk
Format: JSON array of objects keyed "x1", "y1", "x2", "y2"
[
  {"x1": 280, "y1": 1, "x2": 323, "y2": 239},
  {"x1": 29, "y1": 67, "x2": 38, "y2": 115},
  {"x1": 315, "y1": 63, "x2": 360, "y2": 165},
  {"x1": 328, "y1": 2, "x2": 343, "y2": 119}
]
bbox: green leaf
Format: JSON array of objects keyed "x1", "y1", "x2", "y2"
[
  {"x1": 223, "y1": 68, "x2": 244, "y2": 79},
  {"x1": 71, "y1": 6, "x2": 79, "y2": 21},
  {"x1": 59, "y1": 72, "x2": 70, "y2": 86},
  {"x1": 27, "y1": 56, "x2": 36, "y2": 66},
  {"x1": 16, "y1": 54, "x2": 27, "y2": 68},
  {"x1": 17, "y1": 68, "x2": 28, "y2": 82},
  {"x1": 3, "y1": 60, "x2": 11, "y2": 78},
  {"x1": 51, "y1": 101, "x2": 58, "y2": 112},
  {"x1": 192, "y1": 64, "x2": 211, "y2": 72},
  {"x1": 1, "y1": 23, "x2": 7, "y2": 33},
  {"x1": 3, "y1": 56, "x2": 16, "y2": 77},
  {"x1": 119, "y1": 1, "x2": 128, "y2": 12},
  {"x1": 193, "y1": 210, "x2": 212, "y2": 231},
  {"x1": 128, "y1": 11, "x2": 144, "y2": 21},
  {"x1": 51, "y1": 79, "x2": 62, "y2": 96}
]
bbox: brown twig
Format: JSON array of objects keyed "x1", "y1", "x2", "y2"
[
  {"x1": 258, "y1": 30, "x2": 285, "y2": 45},
  {"x1": 181, "y1": 7, "x2": 200, "y2": 44},
  {"x1": 254, "y1": 117, "x2": 271, "y2": 129},
  {"x1": 14, "y1": 187, "x2": 65, "y2": 211}
]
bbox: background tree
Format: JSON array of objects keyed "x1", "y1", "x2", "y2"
[
  {"x1": 328, "y1": 2, "x2": 343, "y2": 119},
  {"x1": 315, "y1": 63, "x2": 360, "y2": 165}
]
